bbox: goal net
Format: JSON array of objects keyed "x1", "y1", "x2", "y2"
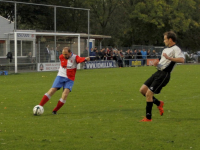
[{"x1": 7, "y1": 31, "x2": 84, "y2": 73}]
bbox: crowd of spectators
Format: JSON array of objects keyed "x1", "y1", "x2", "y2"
[{"x1": 81, "y1": 47, "x2": 160, "y2": 67}]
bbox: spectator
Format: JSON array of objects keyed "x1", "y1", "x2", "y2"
[
  {"x1": 56, "y1": 44, "x2": 61, "y2": 60},
  {"x1": 112, "y1": 50, "x2": 118, "y2": 62},
  {"x1": 81, "y1": 47, "x2": 89, "y2": 57},
  {"x1": 157, "y1": 52, "x2": 162, "y2": 60},
  {"x1": 117, "y1": 51, "x2": 123, "y2": 67},
  {"x1": 94, "y1": 47, "x2": 98, "y2": 52},
  {"x1": 102, "y1": 48, "x2": 106, "y2": 60},
  {"x1": 90, "y1": 48, "x2": 95, "y2": 61},
  {"x1": 80, "y1": 47, "x2": 89, "y2": 69},
  {"x1": 132, "y1": 49, "x2": 137, "y2": 59},
  {"x1": 98, "y1": 49, "x2": 103, "y2": 60},
  {"x1": 141, "y1": 49, "x2": 147, "y2": 65},
  {"x1": 141, "y1": 49, "x2": 147, "y2": 59},
  {"x1": 50, "y1": 47, "x2": 55, "y2": 62},
  {"x1": 130, "y1": 50, "x2": 133, "y2": 58},
  {"x1": 151, "y1": 50, "x2": 158, "y2": 58},
  {"x1": 120, "y1": 50, "x2": 124, "y2": 66},
  {"x1": 137, "y1": 50, "x2": 142, "y2": 59},
  {"x1": 106, "y1": 49, "x2": 112, "y2": 60},
  {"x1": 44, "y1": 45, "x2": 50, "y2": 62},
  {"x1": 27, "y1": 52, "x2": 34, "y2": 63},
  {"x1": 113, "y1": 47, "x2": 117, "y2": 51},
  {"x1": 147, "y1": 49, "x2": 151, "y2": 58},
  {"x1": 95, "y1": 50, "x2": 100, "y2": 60},
  {"x1": 125, "y1": 49, "x2": 132, "y2": 67},
  {"x1": 110, "y1": 48, "x2": 113, "y2": 60},
  {"x1": 27, "y1": 52, "x2": 35, "y2": 70}
]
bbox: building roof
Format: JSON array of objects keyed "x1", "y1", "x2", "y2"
[
  {"x1": 0, "y1": 15, "x2": 14, "y2": 39},
  {"x1": 0, "y1": 15, "x2": 14, "y2": 23}
]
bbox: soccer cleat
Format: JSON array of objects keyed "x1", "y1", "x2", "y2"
[
  {"x1": 157, "y1": 101, "x2": 164, "y2": 116},
  {"x1": 52, "y1": 111, "x2": 57, "y2": 115},
  {"x1": 140, "y1": 117, "x2": 152, "y2": 122}
]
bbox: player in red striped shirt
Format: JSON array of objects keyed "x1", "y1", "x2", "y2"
[{"x1": 38, "y1": 47, "x2": 90, "y2": 114}]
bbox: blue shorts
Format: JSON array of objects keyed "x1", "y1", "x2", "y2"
[{"x1": 52, "y1": 76, "x2": 74, "y2": 92}]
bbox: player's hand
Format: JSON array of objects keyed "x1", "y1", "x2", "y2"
[
  {"x1": 163, "y1": 53, "x2": 170, "y2": 60},
  {"x1": 153, "y1": 60, "x2": 159, "y2": 66},
  {"x1": 85, "y1": 57, "x2": 90, "y2": 61}
]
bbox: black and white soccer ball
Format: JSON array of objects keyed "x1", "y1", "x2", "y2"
[{"x1": 33, "y1": 105, "x2": 44, "y2": 115}]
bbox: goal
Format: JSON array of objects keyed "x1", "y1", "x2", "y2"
[{"x1": 12, "y1": 31, "x2": 81, "y2": 73}]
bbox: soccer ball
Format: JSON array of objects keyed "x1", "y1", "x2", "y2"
[{"x1": 33, "y1": 105, "x2": 44, "y2": 115}]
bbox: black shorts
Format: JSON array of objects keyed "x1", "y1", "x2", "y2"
[{"x1": 144, "y1": 70, "x2": 170, "y2": 94}]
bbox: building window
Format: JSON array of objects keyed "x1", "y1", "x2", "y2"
[
  {"x1": 22, "y1": 41, "x2": 33, "y2": 56},
  {"x1": 10, "y1": 40, "x2": 21, "y2": 56},
  {"x1": 10, "y1": 40, "x2": 33, "y2": 56}
]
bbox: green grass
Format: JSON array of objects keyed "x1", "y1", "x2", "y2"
[{"x1": 0, "y1": 65, "x2": 200, "y2": 150}]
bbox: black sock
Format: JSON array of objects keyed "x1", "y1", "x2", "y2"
[
  {"x1": 153, "y1": 96, "x2": 160, "y2": 106},
  {"x1": 146, "y1": 102, "x2": 153, "y2": 119},
  {"x1": 142, "y1": 94, "x2": 160, "y2": 106}
]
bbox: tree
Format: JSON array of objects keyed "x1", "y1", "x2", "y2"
[
  {"x1": 0, "y1": 0, "x2": 88, "y2": 32},
  {"x1": 1, "y1": 0, "x2": 200, "y2": 50},
  {"x1": 83, "y1": 0, "x2": 129, "y2": 46},
  {"x1": 121, "y1": 0, "x2": 200, "y2": 47}
]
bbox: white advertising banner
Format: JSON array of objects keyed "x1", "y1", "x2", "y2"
[
  {"x1": 37, "y1": 63, "x2": 60, "y2": 72},
  {"x1": 17, "y1": 33, "x2": 36, "y2": 39},
  {"x1": 85, "y1": 60, "x2": 116, "y2": 69}
]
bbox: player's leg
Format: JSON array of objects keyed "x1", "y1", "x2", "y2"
[
  {"x1": 149, "y1": 71, "x2": 170, "y2": 117},
  {"x1": 140, "y1": 71, "x2": 158, "y2": 122},
  {"x1": 52, "y1": 78, "x2": 74, "y2": 114},
  {"x1": 39, "y1": 88, "x2": 57, "y2": 106},
  {"x1": 145, "y1": 89, "x2": 154, "y2": 119},
  {"x1": 153, "y1": 72, "x2": 170, "y2": 116},
  {"x1": 140, "y1": 89, "x2": 154, "y2": 122},
  {"x1": 139, "y1": 84, "x2": 148, "y2": 96},
  {"x1": 52, "y1": 88, "x2": 70, "y2": 113},
  {"x1": 140, "y1": 84, "x2": 161, "y2": 106},
  {"x1": 39, "y1": 76, "x2": 62, "y2": 106},
  {"x1": 140, "y1": 71, "x2": 163, "y2": 106}
]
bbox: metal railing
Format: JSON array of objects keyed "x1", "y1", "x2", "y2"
[{"x1": 0, "y1": 48, "x2": 199, "y2": 74}]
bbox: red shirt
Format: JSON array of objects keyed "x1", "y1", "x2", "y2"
[{"x1": 57, "y1": 53, "x2": 85, "y2": 81}]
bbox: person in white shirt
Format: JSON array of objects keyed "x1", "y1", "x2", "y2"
[
  {"x1": 139, "y1": 31, "x2": 185, "y2": 122},
  {"x1": 50, "y1": 47, "x2": 55, "y2": 62},
  {"x1": 45, "y1": 45, "x2": 50, "y2": 62}
]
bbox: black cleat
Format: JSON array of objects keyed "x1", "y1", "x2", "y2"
[{"x1": 52, "y1": 111, "x2": 57, "y2": 115}]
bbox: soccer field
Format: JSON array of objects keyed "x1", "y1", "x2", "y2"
[{"x1": 0, "y1": 65, "x2": 200, "y2": 150}]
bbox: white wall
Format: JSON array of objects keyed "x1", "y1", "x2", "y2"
[{"x1": 0, "y1": 15, "x2": 14, "y2": 39}]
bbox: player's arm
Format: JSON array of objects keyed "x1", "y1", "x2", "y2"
[
  {"x1": 85, "y1": 57, "x2": 90, "y2": 61},
  {"x1": 163, "y1": 53, "x2": 184, "y2": 63},
  {"x1": 76, "y1": 55, "x2": 90, "y2": 63}
]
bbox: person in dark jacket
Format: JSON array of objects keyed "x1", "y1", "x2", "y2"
[{"x1": 137, "y1": 50, "x2": 142, "y2": 59}]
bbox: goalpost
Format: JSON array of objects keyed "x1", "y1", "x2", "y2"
[{"x1": 13, "y1": 31, "x2": 81, "y2": 73}]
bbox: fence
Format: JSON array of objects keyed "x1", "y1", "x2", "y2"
[{"x1": 0, "y1": 45, "x2": 199, "y2": 74}]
